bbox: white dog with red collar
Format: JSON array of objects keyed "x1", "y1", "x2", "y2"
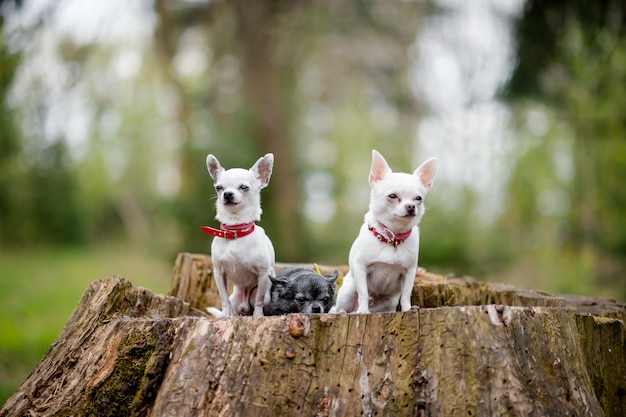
[
  {"x1": 333, "y1": 150, "x2": 437, "y2": 314},
  {"x1": 204, "y1": 153, "x2": 275, "y2": 317}
]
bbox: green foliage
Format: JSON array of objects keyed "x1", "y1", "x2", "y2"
[
  {"x1": 507, "y1": 0, "x2": 626, "y2": 102},
  {"x1": 0, "y1": 141, "x2": 86, "y2": 245},
  {"x1": 417, "y1": 183, "x2": 519, "y2": 280},
  {"x1": 502, "y1": 2, "x2": 626, "y2": 300}
]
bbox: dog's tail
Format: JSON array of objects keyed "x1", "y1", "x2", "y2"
[{"x1": 206, "y1": 306, "x2": 223, "y2": 318}]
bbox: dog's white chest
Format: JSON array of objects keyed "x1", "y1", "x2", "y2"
[
  {"x1": 352, "y1": 226, "x2": 419, "y2": 295},
  {"x1": 211, "y1": 230, "x2": 274, "y2": 287},
  {"x1": 366, "y1": 262, "x2": 407, "y2": 295}
]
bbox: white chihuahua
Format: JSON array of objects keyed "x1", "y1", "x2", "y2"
[
  {"x1": 333, "y1": 150, "x2": 437, "y2": 314},
  {"x1": 203, "y1": 153, "x2": 275, "y2": 317}
]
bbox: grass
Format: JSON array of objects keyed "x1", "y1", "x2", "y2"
[{"x1": 0, "y1": 244, "x2": 175, "y2": 406}]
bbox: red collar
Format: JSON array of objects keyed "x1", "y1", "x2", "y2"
[
  {"x1": 201, "y1": 222, "x2": 255, "y2": 240},
  {"x1": 368, "y1": 221, "x2": 412, "y2": 247}
]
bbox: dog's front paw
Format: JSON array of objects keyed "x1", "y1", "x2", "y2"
[
  {"x1": 355, "y1": 307, "x2": 371, "y2": 315},
  {"x1": 400, "y1": 303, "x2": 412, "y2": 312},
  {"x1": 252, "y1": 307, "x2": 264, "y2": 317}
]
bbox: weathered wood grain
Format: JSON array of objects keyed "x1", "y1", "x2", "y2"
[{"x1": 1, "y1": 255, "x2": 625, "y2": 417}]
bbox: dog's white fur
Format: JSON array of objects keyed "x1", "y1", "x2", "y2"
[
  {"x1": 333, "y1": 150, "x2": 437, "y2": 314},
  {"x1": 206, "y1": 153, "x2": 275, "y2": 317}
]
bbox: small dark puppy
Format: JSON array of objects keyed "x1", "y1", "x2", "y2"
[{"x1": 263, "y1": 267, "x2": 339, "y2": 315}]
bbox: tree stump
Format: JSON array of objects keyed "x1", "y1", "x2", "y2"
[{"x1": 2, "y1": 253, "x2": 625, "y2": 417}]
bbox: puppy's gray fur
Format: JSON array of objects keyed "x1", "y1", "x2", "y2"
[{"x1": 263, "y1": 267, "x2": 339, "y2": 315}]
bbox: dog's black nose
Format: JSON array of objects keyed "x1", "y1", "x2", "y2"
[
  {"x1": 406, "y1": 204, "x2": 416, "y2": 215},
  {"x1": 311, "y1": 305, "x2": 322, "y2": 313},
  {"x1": 224, "y1": 191, "x2": 235, "y2": 202}
]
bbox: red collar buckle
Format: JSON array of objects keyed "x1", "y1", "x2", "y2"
[{"x1": 368, "y1": 221, "x2": 412, "y2": 247}]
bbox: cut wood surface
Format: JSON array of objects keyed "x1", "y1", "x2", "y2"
[{"x1": 2, "y1": 253, "x2": 625, "y2": 417}]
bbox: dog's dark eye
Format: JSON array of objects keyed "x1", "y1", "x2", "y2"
[
  {"x1": 322, "y1": 296, "x2": 330, "y2": 303},
  {"x1": 215, "y1": 185, "x2": 224, "y2": 192},
  {"x1": 415, "y1": 195, "x2": 423, "y2": 201},
  {"x1": 296, "y1": 296, "x2": 306, "y2": 304},
  {"x1": 388, "y1": 193, "x2": 398, "y2": 200},
  {"x1": 239, "y1": 185, "x2": 250, "y2": 192}
]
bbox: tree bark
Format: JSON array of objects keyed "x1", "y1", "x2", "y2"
[
  {"x1": 235, "y1": 0, "x2": 304, "y2": 262},
  {"x1": 2, "y1": 254, "x2": 625, "y2": 417}
]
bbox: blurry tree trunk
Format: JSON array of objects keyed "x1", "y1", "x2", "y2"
[
  {"x1": 153, "y1": 0, "x2": 194, "y2": 197},
  {"x1": 235, "y1": 0, "x2": 303, "y2": 261},
  {"x1": 3, "y1": 253, "x2": 625, "y2": 417},
  {"x1": 112, "y1": 188, "x2": 150, "y2": 243},
  {"x1": 152, "y1": 0, "x2": 304, "y2": 260}
]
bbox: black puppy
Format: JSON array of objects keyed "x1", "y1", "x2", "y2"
[{"x1": 263, "y1": 267, "x2": 339, "y2": 315}]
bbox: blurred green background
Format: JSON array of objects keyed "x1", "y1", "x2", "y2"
[{"x1": 2, "y1": 0, "x2": 626, "y2": 405}]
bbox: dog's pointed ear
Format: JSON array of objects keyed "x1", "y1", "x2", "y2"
[
  {"x1": 369, "y1": 150, "x2": 392, "y2": 186},
  {"x1": 251, "y1": 153, "x2": 274, "y2": 189},
  {"x1": 414, "y1": 157, "x2": 438, "y2": 191},
  {"x1": 206, "y1": 154, "x2": 224, "y2": 182},
  {"x1": 269, "y1": 274, "x2": 288, "y2": 286},
  {"x1": 324, "y1": 270, "x2": 339, "y2": 282}
]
